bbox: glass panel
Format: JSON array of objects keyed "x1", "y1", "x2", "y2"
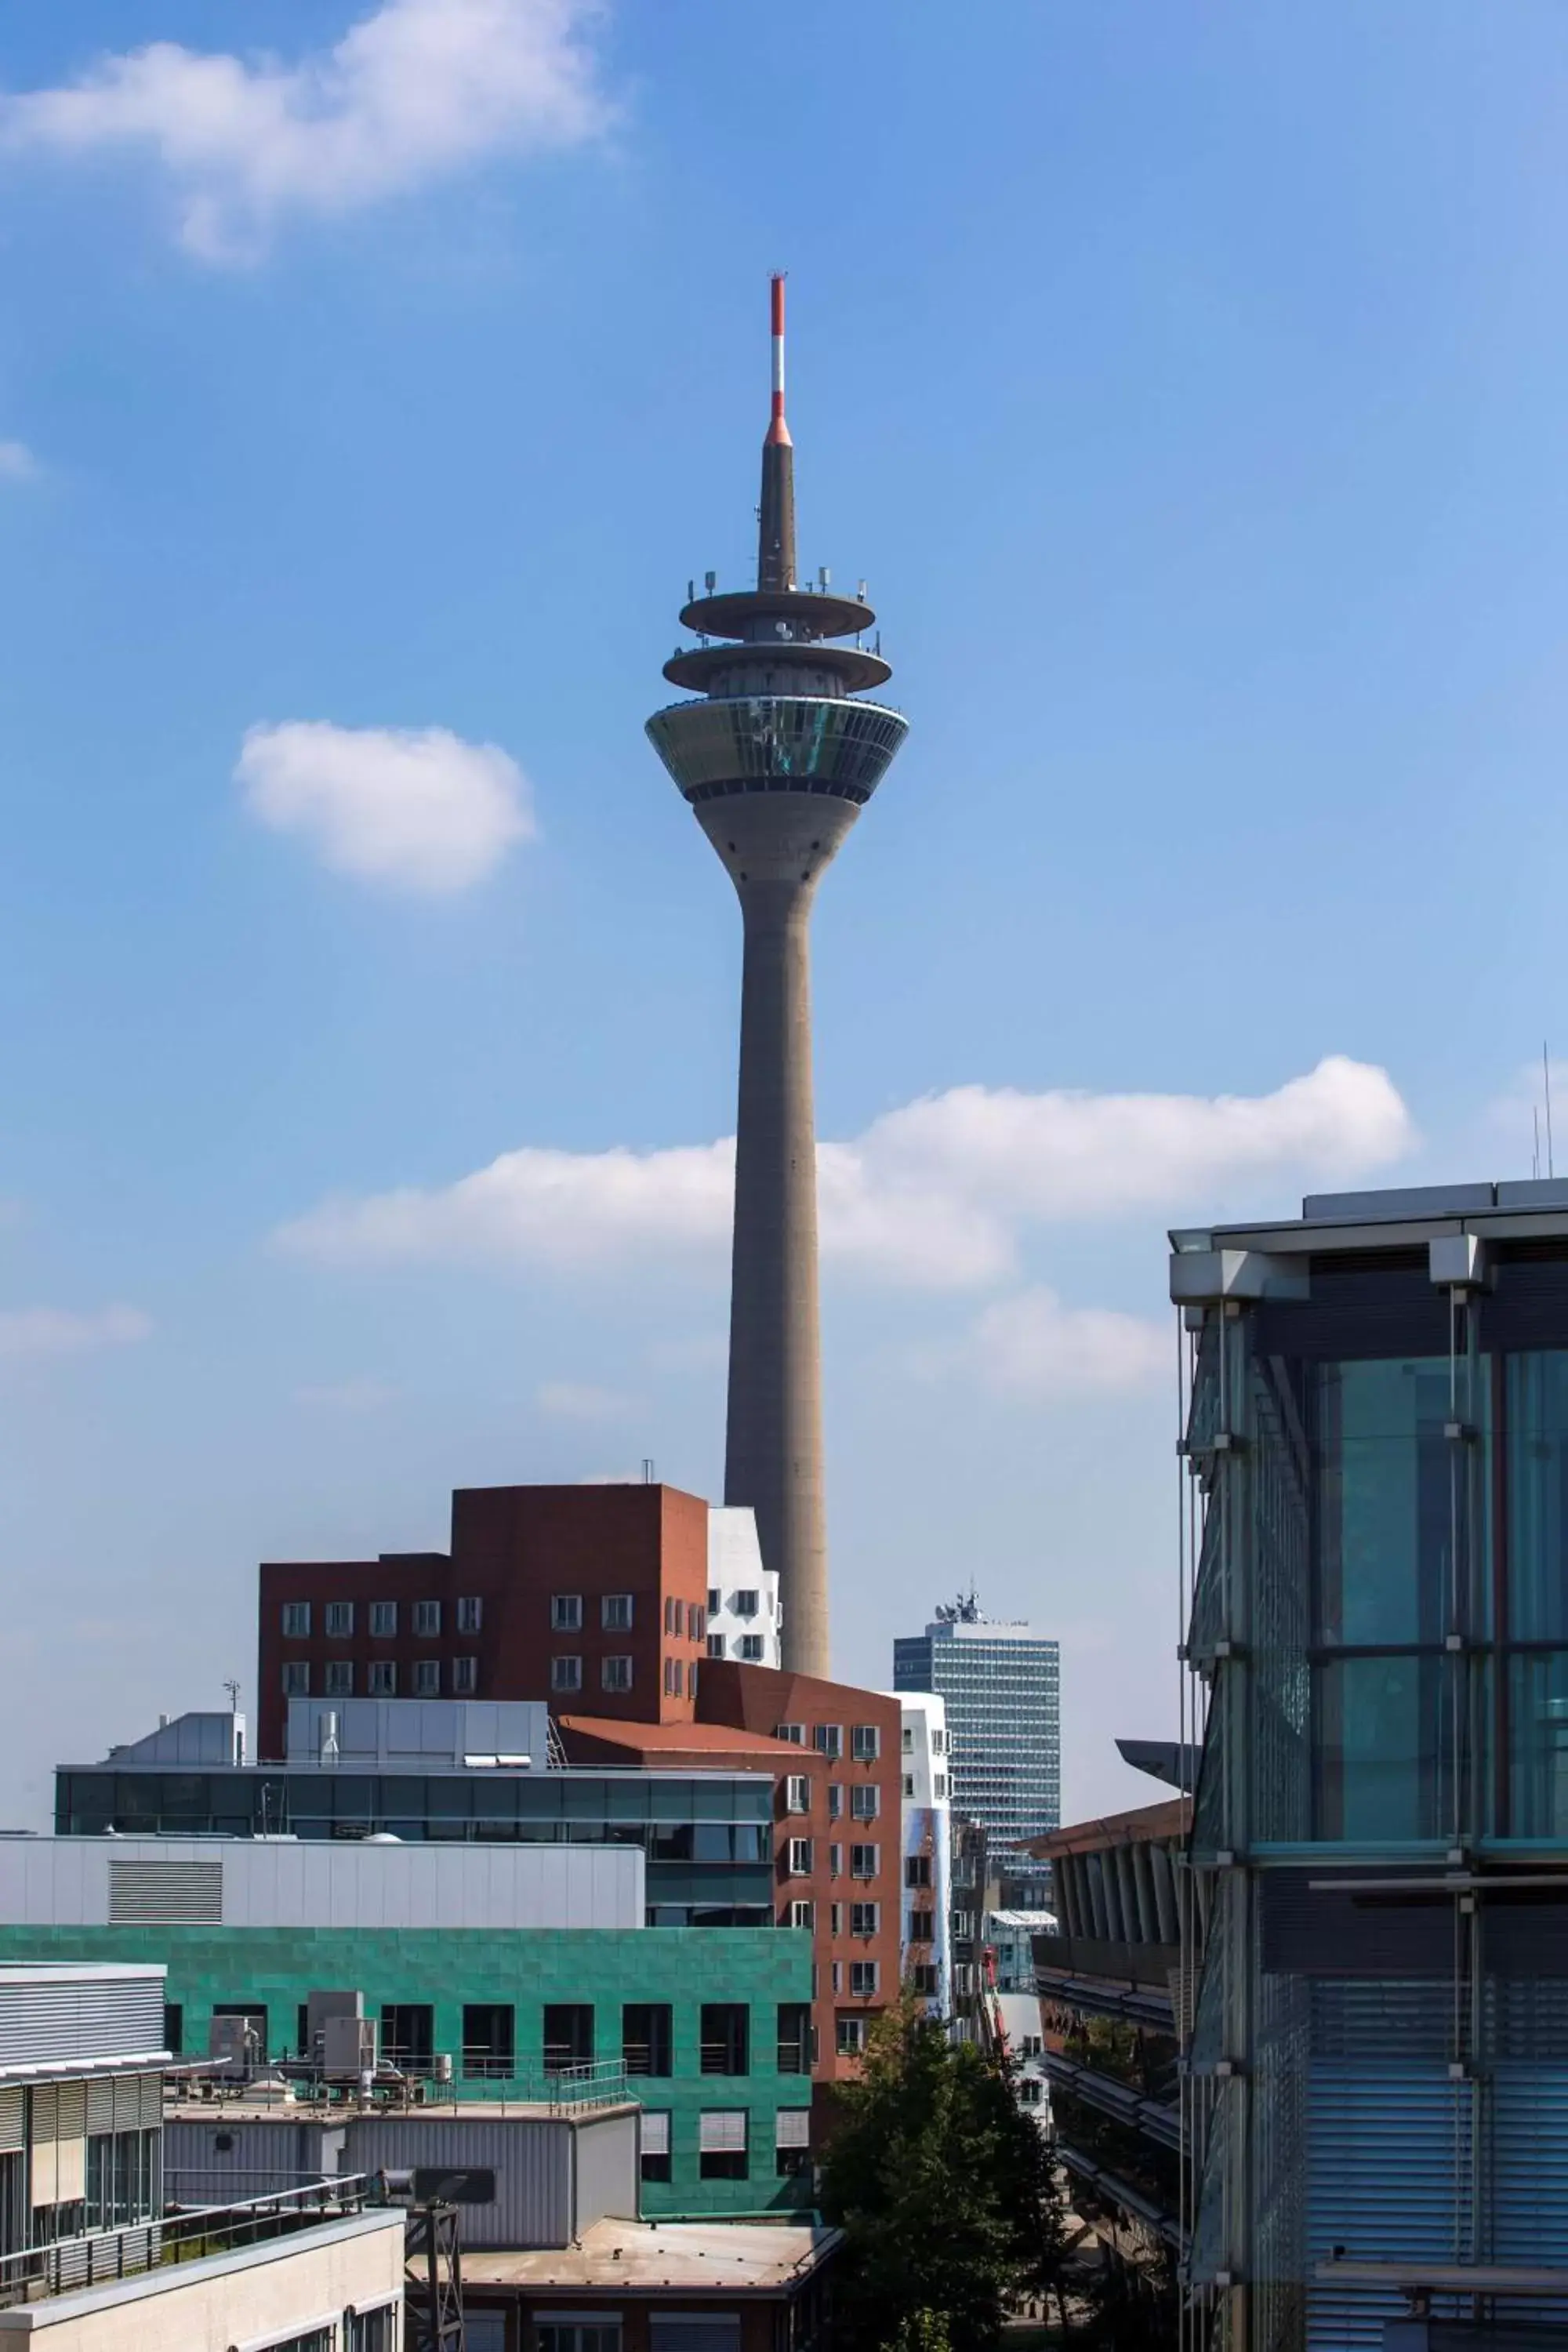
[
  {"x1": 1314, "y1": 1656, "x2": 1457, "y2": 1838},
  {"x1": 1508, "y1": 1352, "x2": 1568, "y2": 1638},
  {"x1": 1315, "y1": 1359, "x2": 1472, "y2": 1645},
  {"x1": 1508, "y1": 1651, "x2": 1568, "y2": 1835}
]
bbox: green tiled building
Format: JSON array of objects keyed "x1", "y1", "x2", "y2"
[{"x1": 0, "y1": 1924, "x2": 814, "y2": 2222}]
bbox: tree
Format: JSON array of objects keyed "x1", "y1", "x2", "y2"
[{"x1": 820, "y1": 1998, "x2": 1068, "y2": 2352}]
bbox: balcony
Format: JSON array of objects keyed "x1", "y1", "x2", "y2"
[{"x1": 0, "y1": 2176, "x2": 384, "y2": 2307}]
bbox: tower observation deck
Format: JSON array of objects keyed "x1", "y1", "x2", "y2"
[{"x1": 645, "y1": 277, "x2": 909, "y2": 1679}]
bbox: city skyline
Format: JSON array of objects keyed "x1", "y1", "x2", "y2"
[{"x1": 0, "y1": 2, "x2": 1563, "y2": 1831}]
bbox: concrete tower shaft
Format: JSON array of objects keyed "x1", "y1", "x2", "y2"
[{"x1": 644, "y1": 280, "x2": 908, "y2": 1677}]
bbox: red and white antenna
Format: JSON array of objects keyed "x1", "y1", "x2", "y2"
[{"x1": 767, "y1": 271, "x2": 791, "y2": 448}]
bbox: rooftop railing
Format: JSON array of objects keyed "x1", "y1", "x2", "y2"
[{"x1": 0, "y1": 2176, "x2": 375, "y2": 2308}]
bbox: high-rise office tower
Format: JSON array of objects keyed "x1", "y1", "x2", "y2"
[
  {"x1": 894, "y1": 1597, "x2": 1062, "y2": 1870},
  {"x1": 646, "y1": 279, "x2": 909, "y2": 1677}
]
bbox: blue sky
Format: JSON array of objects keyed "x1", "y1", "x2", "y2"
[{"x1": 0, "y1": 0, "x2": 1563, "y2": 1825}]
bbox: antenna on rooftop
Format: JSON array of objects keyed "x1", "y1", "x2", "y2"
[
  {"x1": 642, "y1": 1457, "x2": 655, "y2": 1484},
  {"x1": 1547, "y1": 1043, "x2": 1556, "y2": 1180},
  {"x1": 222, "y1": 1679, "x2": 240, "y2": 1711}
]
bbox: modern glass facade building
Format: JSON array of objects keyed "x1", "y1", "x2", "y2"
[
  {"x1": 1174, "y1": 1179, "x2": 1568, "y2": 2352},
  {"x1": 892, "y1": 1611, "x2": 1061, "y2": 1865}
]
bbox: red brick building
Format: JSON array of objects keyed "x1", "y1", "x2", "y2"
[{"x1": 256, "y1": 1482, "x2": 904, "y2": 2081}]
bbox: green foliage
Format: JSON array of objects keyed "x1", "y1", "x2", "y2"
[{"x1": 820, "y1": 1998, "x2": 1068, "y2": 2352}]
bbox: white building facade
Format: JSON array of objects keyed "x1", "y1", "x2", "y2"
[
  {"x1": 704, "y1": 1509, "x2": 782, "y2": 1668},
  {"x1": 890, "y1": 1693, "x2": 952, "y2": 2020}
]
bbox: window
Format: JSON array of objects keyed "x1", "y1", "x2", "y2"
[
  {"x1": 776, "y1": 2107, "x2": 811, "y2": 2176},
  {"x1": 282, "y1": 1661, "x2": 309, "y2": 1697},
  {"x1": 413, "y1": 1599, "x2": 441, "y2": 1638},
  {"x1": 452, "y1": 1656, "x2": 478, "y2": 1695},
  {"x1": 369, "y1": 1601, "x2": 397, "y2": 1638},
  {"x1": 456, "y1": 1595, "x2": 483, "y2": 1634},
  {"x1": 812, "y1": 1724, "x2": 842, "y2": 1759},
  {"x1": 368, "y1": 1661, "x2": 396, "y2": 1696},
  {"x1": 325, "y1": 1601, "x2": 354, "y2": 1639},
  {"x1": 700, "y1": 2002, "x2": 750, "y2": 2075},
  {"x1": 699, "y1": 2109, "x2": 749, "y2": 2179},
  {"x1": 788, "y1": 1900, "x2": 815, "y2": 1930},
  {"x1": 348, "y1": 2314, "x2": 398, "y2": 2352},
  {"x1": 837, "y1": 2015, "x2": 867, "y2": 2056},
  {"x1": 785, "y1": 1775, "x2": 810, "y2": 1814},
  {"x1": 381, "y1": 2003, "x2": 434, "y2": 2069},
  {"x1": 552, "y1": 1655, "x2": 583, "y2": 1693},
  {"x1": 909, "y1": 1909, "x2": 935, "y2": 1944},
  {"x1": 551, "y1": 1594, "x2": 583, "y2": 1632},
  {"x1": 1018, "y1": 2077, "x2": 1044, "y2": 2106},
  {"x1": 851, "y1": 1901, "x2": 880, "y2": 1937},
  {"x1": 325, "y1": 1661, "x2": 353, "y2": 1697},
  {"x1": 902, "y1": 1725, "x2": 914, "y2": 1755},
  {"x1": 539, "y1": 2327, "x2": 624, "y2": 2352},
  {"x1": 740, "y1": 1634, "x2": 765, "y2": 1662},
  {"x1": 601, "y1": 1655, "x2": 633, "y2": 1693},
  {"x1": 827, "y1": 1784, "x2": 843, "y2": 1820},
  {"x1": 903, "y1": 1774, "x2": 915, "y2": 1798},
  {"x1": 663, "y1": 1657, "x2": 679, "y2": 1696},
  {"x1": 849, "y1": 1962, "x2": 878, "y2": 2000},
  {"x1": 687, "y1": 1660, "x2": 698, "y2": 1700},
  {"x1": 543, "y1": 2003, "x2": 593, "y2": 2074},
  {"x1": 787, "y1": 1838, "x2": 813, "y2": 1876},
  {"x1": 829, "y1": 1845, "x2": 843, "y2": 1878},
  {"x1": 851, "y1": 1845, "x2": 880, "y2": 1879},
  {"x1": 851, "y1": 1725, "x2": 880, "y2": 1761},
  {"x1": 732, "y1": 1588, "x2": 760, "y2": 1619},
  {"x1": 463, "y1": 2002, "x2": 514, "y2": 2080},
  {"x1": 906, "y1": 1855, "x2": 931, "y2": 1889},
  {"x1": 164, "y1": 2002, "x2": 183, "y2": 2055},
  {"x1": 851, "y1": 1785, "x2": 880, "y2": 1820},
  {"x1": 281, "y1": 1601, "x2": 310, "y2": 1639},
  {"x1": 687, "y1": 1602, "x2": 704, "y2": 1639},
  {"x1": 934, "y1": 1775, "x2": 947, "y2": 1798},
  {"x1": 931, "y1": 1729, "x2": 945, "y2": 1755},
  {"x1": 622, "y1": 2002, "x2": 672, "y2": 2077},
  {"x1": 707, "y1": 1633, "x2": 726, "y2": 1660},
  {"x1": 831, "y1": 1961, "x2": 842, "y2": 1994},
  {"x1": 662, "y1": 1596, "x2": 678, "y2": 1635},
  {"x1": 639, "y1": 2111, "x2": 671, "y2": 2183},
  {"x1": 778, "y1": 2002, "x2": 811, "y2": 2074},
  {"x1": 601, "y1": 1592, "x2": 633, "y2": 1631},
  {"x1": 829, "y1": 1903, "x2": 842, "y2": 1936},
  {"x1": 775, "y1": 1722, "x2": 804, "y2": 1745},
  {"x1": 708, "y1": 1587, "x2": 720, "y2": 1614},
  {"x1": 909, "y1": 1964, "x2": 939, "y2": 1998},
  {"x1": 414, "y1": 1658, "x2": 441, "y2": 1697}
]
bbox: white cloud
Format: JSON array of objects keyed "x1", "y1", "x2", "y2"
[
  {"x1": 0, "y1": 441, "x2": 37, "y2": 481},
  {"x1": 239, "y1": 720, "x2": 535, "y2": 893},
  {"x1": 535, "y1": 1379, "x2": 633, "y2": 1420},
  {"x1": 962, "y1": 1287, "x2": 1168, "y2": 1398},
  {"x1": 274, "y1": 1055, "x2": 1415, "y2": 1288},
  {"x1": 1, "y1": 0, "x2": 612, "y2": 262},
  {"x1": 0, "y1": 1305, "x2": 151, "y2": 1361}
]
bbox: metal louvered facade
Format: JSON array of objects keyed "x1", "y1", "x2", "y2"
[
  {"x1": 0, "y1": 1965, "x2": 166, "y2": 2072},
  {"x1": 108, "y1": 1858, "x2": 223, "y2": 1923}
]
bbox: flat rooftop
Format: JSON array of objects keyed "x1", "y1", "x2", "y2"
[
  {"x1": 463, "y1": 2216, "x2": 840, "y2": 2296},
  {"x1": 1174, "y1": 1175, "x2": 1568, "y2": 1254},
  {"x1": 165, "y1": 2095, "x2": 640, "y2": 2125}
]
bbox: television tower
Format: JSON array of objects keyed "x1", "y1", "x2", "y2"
[{"x1": 646, "y1": 278, "x2": 909, "y2": 1677}]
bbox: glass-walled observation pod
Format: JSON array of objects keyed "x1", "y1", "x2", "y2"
[
  {"x1": 1184, "y1": 1243, "x2": 1568, "y2": 1853},
  {"x1": 645, "y1": 696, "x2": 907, "y2": 807}
]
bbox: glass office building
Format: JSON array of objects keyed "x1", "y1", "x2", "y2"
[
  {"x1": 893, "y1": 1608, "x2": 1061, "y2": 1867},
  {"x1": 1175, "y1": 1180, "x2": 1568, "y2": 2352}
]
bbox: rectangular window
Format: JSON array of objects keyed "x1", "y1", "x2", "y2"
[
  {"x1": 902, "y1": 1725, "x2": 914, "y2": 1755},
  {"x1": 740, "y1": 1634, "x2": 765, "y2": 1661},
  {"x1": 787, "y1": 1838, "x2": 813, "y2": 1876},
  {"x1": 367, "y1": 1661, "x2": 396, "y2": 1696},
  {"x1": 163, "y1": 2002, "x2": 183, "y2": 2056},
  {"x1": 551, "y1": 1594, "x2": 583, "y2": 1632},
  {"x1": 851, "y1": 1725, "x2": 880, "y2": 1761},
  {"x1": 413, "y1": 1599, "x2": 441, "y2": 1638},
  {"x1": 931, "y1": 1729, "x2": 945, "y2": 1755},
  {"x1": 687, "y1": 1660, "x2": 698, "y2": 1700},
  {"x1": 851, "y1": 1901, "x2": 880, "y2": 1937},
  {"x1": 663, "y1": 1657, "x2": 678, "y2": 1696},
  {"x1": 456, "y1": 1595, "x2": 483, "y2": 1634},
  {"x1": 349, "y1": 2313, "x2": 398, "y2": 2352},
  {"x1": 622, "y1": 2002, "x2": 672, "y2": 2078},
  {"x1": 909, "y1": 1909, "x2": 935, "y2": 1944},
  {"x1": 831, "y1": 1961, "x2": 842, "y2": 1994},
  {"x1": 687, "y1": 1602, "x2": 704, "y2": 1640},
  {"x1": 325, "y1": 1661, "x2": 353, "y2": 1697},
  {"x1": 903, "y1": 1774, "x2": 915, "y2": 1798},
  {"x1": 829, "y1": 1903, "x2": 842, "y2": 1936},
  {"x1": 906, "y1": 1855, "x2": 931, "y2": 1889},
  {"x1": 910, "y1": 1963, "x2": 939, "y2": 1998},
  {"x1": 828, "y1": 1784, "x2": 843, "y2": 1820},
  {"x1": 700, "y1": 2002, "x2": 750, "y2": 2076},
  {"x1": 788, "y1": 1899, "x2": 815, "y2": 1930},
  {"x1": 732, "y1": 1589, "x2": 760, "y2": 1619},
  {"x1": 282, "y1": 1661, "x2": 309, "y2": 1697},
  {"x1": 699, "y1": 2108, "x2": 748, "y2": 2179},
  {"x1": 601, "y1": 1592, "x2": 633, "y2": 1631},
  {"x1": 380, "y1": 2003, "x2": 434, "y2": 2070},
  {"x1": 663, "y1": 1596, "x2": 677, "y2": 1635},
  {"x1": 552, "y1": 1655, "x2": 583, "y2": 1693},
  {"x1": 543, "y1": 2003, "x2": 593, "y2": 2074},
  {"x1": 281, "y1": 1600, "x2": 310, "y2": 1639},
  {"x1": 452, "y1": 1656, "x2": 477, "y2": 1695},
  {"x1": 414, "y1": 1658, "x2": 441, "y2": 1697},
  {"x1": 775, "y1": 1722, "x2": 804, "y2": 1745},
  {"x1": 640, "y1": 2110, "x2": 671, "y2": 2183},
  {"x1": 934, "y1": 1774, "x2": 946, "y2": 1798},
  {"x1": 369, "y1": 1601, "x2": 397, "y2": 1638},
  {"x1": 785, "y1": 1775, "x2": 810, "y2": 1814},
  {"x1": 850, "y1": 1785, "x2": 880, "y2": 1820},
  {"x1": 829, "y1": 1844, "x2": 842, "y2": 1878},
  {"x1": 325, "y1": 1601, "x2": 354, "y2": 1639},
  {"x1": 707, "y1": 1633, "x2": 725, "y2": 1659},
  {"x1": 837, "y1": 2015, "x2": 867, "y2": 2056},
  {"x1": 601, "y1": 1655, "x2": 633, "y2": 1692},
  {"x1": 707, "y1": 1587, "x2": 720, "y2": 1614},
  {"x1": 539, "y1": 2328, "x2": 624, "y2": 2352},
  {"x1": 462, "y1": 2002, "x2": 514, "y2": 2080},
  {"x1": 813, "y1": 1724, "x2": 843, "y2": 1759},
  {"x1": 851, "y1": 1845, "x2": 880, "y2": 1879},
  {"x1": 777, "y1": 2002, "x2": 812, "y2": 2074},
  {"x1": 776, "y1": 2107, "x2": 811, "y2": 2176}
]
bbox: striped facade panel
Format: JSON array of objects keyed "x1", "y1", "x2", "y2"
[
  {"x1": 1307, "y1": 2064, "x2": 1472, "y2": 2352},
  {"x1": 0, "y1": 1973, "x2": 165, "y2": 2071},
  {"x1": 1485, "y1": 2063, "x2": 1568, "y2": 2325},
  {"x1": 354, "y1": 2113, "x2": 573, "y2": 2249},
  {"x1": 108, "y1": 1860, "x2": 222, "y2": 1925},
  {"x1": 0, "y1": 2087, "x2": 22, "y2": 2155}
]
